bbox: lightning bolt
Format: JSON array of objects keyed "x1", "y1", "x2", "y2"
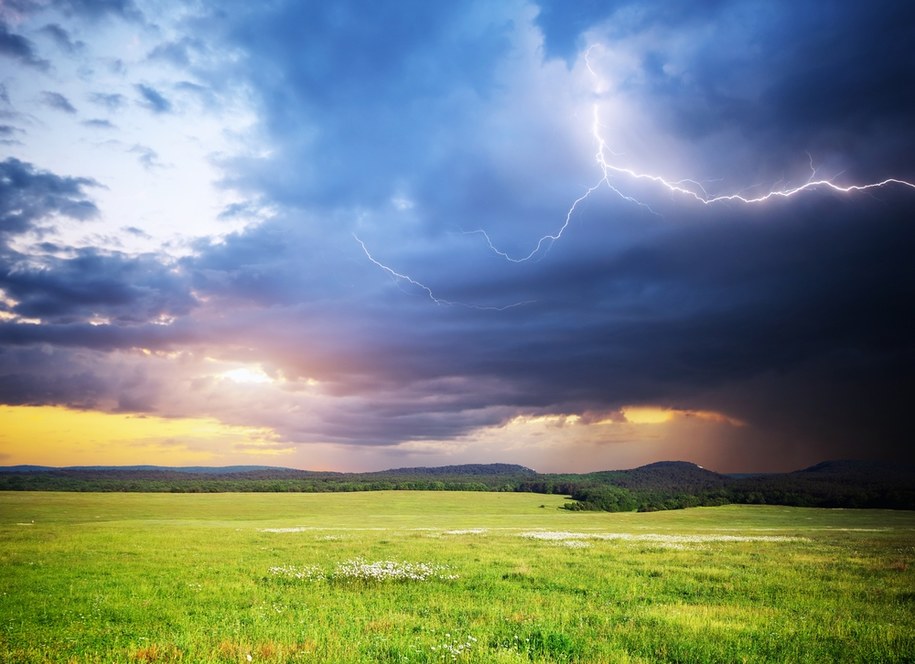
[
  {"x1": 353, "y1": 233, "x2": 534, "y2": 311},
  {"x1": 597, "y1": 144, "x2": 915, "y2": 206},
  {"x1": 464, "y1": 185, "x2": 601, "y2": 263},
  {"x1": 473, "y1": 44, "x2": 915, "y2": 263},
  {"x1": 355, "y1": 43, "x2": 915, "y2": 297}
]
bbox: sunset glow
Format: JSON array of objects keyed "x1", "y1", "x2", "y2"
[{"x1": 0, "y1": 406, "x2": 289, "y2": 467}]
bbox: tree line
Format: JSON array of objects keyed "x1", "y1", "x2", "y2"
[{"x1": 1, "y1": 460, "x2": 912, "y2": 511}]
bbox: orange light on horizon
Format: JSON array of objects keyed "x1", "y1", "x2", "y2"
[
  {"x1": 621, "y1": 405, "x2": 744, "y2": 427},
  {"x1": 621, "y1": 406, "x2": 675, "y2": 425},
  {"x1": 0, "y1": 404, "x2": 291, "y2": 467}
]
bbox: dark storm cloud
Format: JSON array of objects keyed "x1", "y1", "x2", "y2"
[
  {"x1": 533, "y1": 0, "x2": 733, "y2": 61},
  {"x1": 213, "y1": 0, "x2": 512, "y2": 209},
  {"x1": 40, "y1": 91, "x2": 77, "y2": 114},
  {"x1": 135, "y1": 84, "x2": 171, "y2": 114},
  {"x1": 0, "y1": 158, "x2": 99, "y2": 238},
  {"x1": 158, "y1": 0, "x2": 911, "y2": 465},
  {"x1": 494, "y1": 196, "x2": 915, "y2": 400},
  {"x1": 0, "y1": 338, "x2": 196, "y2": 413},
  {"x1": 0, "y1": 319, "x2": 196, "y2": 351},
  {"x1": 0, "y1": 158, "x2": 197, "y2": 344},
  {"x1": 0, "y1": 22, "x2": 49, "y2": 70},
  {"x1": 748, "y1": 1, "x2": 915, "y2": 178},
  {"x1": 0, "y1": 348, "x2": 111, "y2": 408},
  {"x1": 0, "y1": 247, "x2": 197, "y2": 324},
  {"x1": 536, "y1": 0, "x2": 915, "y2": 184},
  {"x1": 531, "y1": 0, "x2": 615, "y2": 61},
  {"x1": 1, "y1": 1, "x2": 911, "y2": 469},
  {"x1": 297, "y1": 192, "x2": 910, "y2": 460}
]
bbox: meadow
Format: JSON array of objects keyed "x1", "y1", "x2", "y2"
[{"x1": 1, "y1": 492, "x2": 913, "y2": 663}]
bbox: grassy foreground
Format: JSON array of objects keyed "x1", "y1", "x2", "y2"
[{"x1": 1, "y1": 492, "x2": 913, "y2": 663}]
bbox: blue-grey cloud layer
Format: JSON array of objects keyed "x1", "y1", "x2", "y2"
[{"x1": 0, "y1": 0, "x2": 913, "y2": 469}]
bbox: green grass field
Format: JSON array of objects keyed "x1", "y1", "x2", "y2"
[{"x1": 1, "y1": 492, "x2": 913, "y2": 663}]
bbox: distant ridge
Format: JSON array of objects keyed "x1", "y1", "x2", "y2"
[
  {"x1": 372, "y1": 463, "x2": 536, "y2": 477},
  {"x1": 0, "y1": 465, "x2": 55, "y2": 473},
  {"x1": 796, "y1": 459, "x2": 915, "y2": 477},
  {"x1": 1, "y1": 460, "x2": 912, "y2": 511},
  {"x1": 0, "y1": 460, "x2": 907, "y2": 478}
]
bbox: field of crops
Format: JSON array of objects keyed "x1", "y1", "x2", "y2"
[{"x1": 1, "y1": 492, "x2": 913, "y2": 662}]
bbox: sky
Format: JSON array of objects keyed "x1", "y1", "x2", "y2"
[{"x1": 0, "y1": 0, "x2": 913, "y2": 473}]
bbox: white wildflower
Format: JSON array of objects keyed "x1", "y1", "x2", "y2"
[
  {"x1": 432, "y1": 635, "x2": 477, "y2": 661},
  {"x1": 332, "y1": 558, "x2": 457, "y2": 582},
  {"x1": 267, "y1": 564, "x2": 322, "y2": 580},
  {"x1": 261, "y1": 527, "x2": 309, "y2": 533},
  {"x1": 519, "y1": 531, "x2": 806, "y2": 544},
  {"x1": 442, "y1": 528, "x2": 487, "y2": 535}
]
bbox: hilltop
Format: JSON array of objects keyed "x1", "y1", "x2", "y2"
[{"x1": 371, "y1": 463, "x2": 536, "y2": 477}]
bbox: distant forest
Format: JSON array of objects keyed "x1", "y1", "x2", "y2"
[{"x1": 1, "y1": 460, "x2": 913, "y2": 512}]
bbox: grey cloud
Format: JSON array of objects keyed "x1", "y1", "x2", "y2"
[
  {"x1": 173, "y1": 81, "x2": 218, "y2": 110},
  {"x1": 0, "y1": 185, "x2": 910, "y2": 464},
  {"x1": 135, "y1": 84, "x2": 172, "y2": 114},
  {"x1": 0, "y1": 247, "x2": 197, "y2": 324},
  {"x1": 122, "y1": 225, "x2": 151, "y2": 239},
  {"x1": 0, "y1": 366, "x2": 110, "y2": 409},
  {"x1": 89, "y1": 91, "x2": 125, "y2": 110},
  {"x1": 40, "y1": 91, "x2": 77, "y2": 114},
  {"x1": 0, "y1": 160, "x2": 197, "y2": 337},
  {"x1": 0, "y1": 346, "x2": 169, "y2": 412},
  {"x1": 0, "y1": 319, "x2": 197, "y2": 352},
  {"x1": 0, "y1": 158, "x2": 99, "y2": 239},
  {"x1": 147, "y1": 37, "x2": 201, "y2": 67},
  {"x1": 52, "y1": 0, "x2": 142, "y2": 21},
  {"x1": 41, "y1": 23, "x2": 84, "y2": 52},
  {"x1": 172, "y1": 178, "x2": 914, "y2": 463},
  {"x1": 129, "y1": 144, "x2": 162, "y2": 169},
  {"x1": 169, "y1": 0, "x2": 911, "y2": 463},
  {"x1": 82, "y1": 118, "x2": 115, "y2": 129},
  {"x1": 0, "y1": 1, "x2": 910, "y2": 470},
  {"x1": 0, "y1": 22, "x2": 49, "y2": 70},
  {"x1": 569, "y1": 0, "x2": 915, "y2": 184},
  {"x1": 217, "y1": 200, "x2": 261, "y2": 221},
  {"x1": 211, "y1": 1, "x2": 513, "y2": 209},
  {"x1": 106, "y1": 58, "x2": 126, "y2": 74}
]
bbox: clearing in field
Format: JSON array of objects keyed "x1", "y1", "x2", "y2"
[{"x1": 1, "y1": 491, "x2": 913, "y2": 662}]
